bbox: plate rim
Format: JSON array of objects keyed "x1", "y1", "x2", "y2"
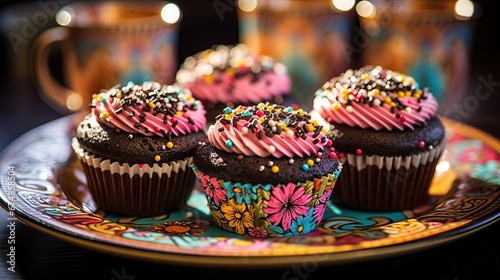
[{"x1": 5, "y1": 205, "x2": 498, "y2": 268}]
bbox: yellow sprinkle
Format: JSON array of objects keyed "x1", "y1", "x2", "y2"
[
  {"x1": 226, "y1": 68, "x2": 234, "y2": 76},
  {"x1": 99, "y1": 111, "x2": 109, "y2": 119},
  {"x1": 267, "y1": 105, "x2": 274, "y2": 111},
  {"x1": 115, "y1": 92, "x2": 122, "y2": 99},
  {"x1": 185, "y1": 94, "x2": 192, "y2": 101},
  {"x1": 361, "y1": 73, "x2": 369, "y2": 80},
  {"x1": 307, "y1": 159, "x2": 314, "y2": 167},
  {"x1": 235, "y1": 108, "x2": 244, "y2": 114},
  {"x1": 405, "y1": 91, "x2": 411, "y2": 97},
  {"x1": 341, "y1": 88, "x2": 349, "y2": 95},
  {"x1": 234, "y1": 57, "x2": 245, "y2": 67},
  {"x1": 166, "y1": 142, "x2": 174, "y2": 149},
  {"x1": 257, "y1": 103, "x2": 266, "y2": 109},
  {"x1": 310, "y1": 120, "x2": 318, "y2": 127},
  {"x1": 176, "y1": 111, "x2": 183, "y2": 116},
  {"x1": 307, "y1": 124, "x2": 315, "y2": 132},
  {"x1": 225, "y1": 112, "x2": 234, "y2": 119},
  {"x1": 280, "y1": 123, "x2": 287, "y2": 129},
  {"x1": 398, "y1": 91, "x2": 405, "y2": 97},
  {"x1": 321, "y1": 128, "x2": 327, "y2": 134},
  {"x1": 203, "y1": 75, "x2": 214, "y2": 83},
  {"x1": 332, "y1": 102, "x2": 342, "y2": 110},
  {"x1": 373, "y1": 88, "x2": 380, "y2": 95},
  {"x1": 390, "y1": 102, "x2": 396, "y2": 107},
  {"x1": 201, "y1": 49, "x2": 212, "y2": 59},
  {"x1": 92, "y1": 94, "x2": 98, "y2": 99},
  {"x1": 154, "y1": 155, "x2": 161, "y2": 161},
  {"x1": 384, "y1": 97, "x2": 392, "y2": 104},
  {"x1": 259, "y1": 116, "x2": 266, "y2": 123},
  {"x1": 297, "y1": 109, "x2": 304, "y2": 115},
  {"x1": 271, "y1": 166, "x2": 279, "y2": 173},
  {"x1": 148, "y1": 101, "x2": 156, "y2": 109}
]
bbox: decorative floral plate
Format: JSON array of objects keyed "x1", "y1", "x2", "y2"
[{"x1": 0, "y1": 115, "x2": 499, "y2": 267}]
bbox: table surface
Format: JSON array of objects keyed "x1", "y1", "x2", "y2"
[{"x1": 1, "y1": 0, "x2": 500, "y2": 279}]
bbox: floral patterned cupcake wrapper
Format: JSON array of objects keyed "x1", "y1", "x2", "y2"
[{"x1": 192, "y1": 164, "x2": 342, "y2": 237}]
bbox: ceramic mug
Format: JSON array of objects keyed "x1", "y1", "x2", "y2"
[
  {"x1": 31, "y1": 1, "x2": 181, "y2": 113},
  {"x1": 358, "y1": 0, "x2": 478, "y2": 114},
  {"x1": 237, "y1": 0, "x2": 356, "y2": 108}
]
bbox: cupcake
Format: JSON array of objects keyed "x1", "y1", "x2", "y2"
[
  {"x1": 312, "y1": 65, "x2": 446, "y2": 211},
  {"x1": 175, "y1": 44, "x2": 294, "y2": 122},
  {"x1": 71, "y1": 81, "x2": 207, "y2": 216},
  {"x1": 192, "y1": 103, "x2": 342, "y2": 237}
]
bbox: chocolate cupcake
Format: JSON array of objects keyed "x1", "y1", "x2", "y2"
[
  {"x1": 175, "y1": 44, "x2": 294, "y2": 122},
  {"x1": 312, "y1": 65, "x2": 446, "y2": 211},
  {"x1": 72, "y1": 81, "x2": 207, "y2": 216},
  {"x1": 192, "y1": 103, "x2": 342, "y2": 237}
]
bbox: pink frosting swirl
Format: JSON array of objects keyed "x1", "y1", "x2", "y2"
[
  {"x1": 313, "y1": 65, "x2": 439, "y2": 131},
  {"x1": 91, "y1": 81, "x2": 206, "y2": 137},
  {"x1": 207, "y1": 103, "x2": 330, "y2": 158},
  {"x1": 176, "y1": 44, "x2": 291, "y2": 104}
]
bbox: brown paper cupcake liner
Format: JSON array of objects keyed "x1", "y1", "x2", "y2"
[
  {"x1": 332, "y1": 140, "x2": 446, "y2": 211},
  {"x1": 71, "y1": 138, "x2": 195, "y2": 216}
]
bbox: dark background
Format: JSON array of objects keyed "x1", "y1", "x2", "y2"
[{"x1": 0, "y1": 0, "x2": 499, "y2": 279}]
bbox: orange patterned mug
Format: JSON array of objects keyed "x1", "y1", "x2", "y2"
[{"x1": 31, "y1": 1, "x2": 181, "y2": 113}]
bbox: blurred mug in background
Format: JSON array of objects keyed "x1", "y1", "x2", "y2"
[
  {"x1": 237, "y1": 0, "x2": 357, "y2": 109},
  {"x1": 30, "y1": 1, "x2": 181, "y2": 113},
  {"x1": 358, "y1": 0, "x2": 479, "y2": 114}
]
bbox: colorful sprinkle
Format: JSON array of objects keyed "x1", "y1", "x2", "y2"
[
  {"x1": 154, "y1": 155, "x2": 161, "y2": 161},
  {"x1": 418, "y1": 141, "x2": 425, "y2": 148},
  {"x1": 99, "y1": 111, "x2": 109, "y2": 120},
  {"x1": 267, "y1": 145, "x2": 276, "y2": 154},
  {"x1": 166, "y1": 142, "x2": 174, "y2": 149},
  {"x1": 271, "y1": 166, "x2": 279, "y2": 173},
  {"x1": 301, "y1": 163, "x2": 310, "y2": 171},
  {"x1": 355, "y1": 148, "x2": 363, "y2": 155}
]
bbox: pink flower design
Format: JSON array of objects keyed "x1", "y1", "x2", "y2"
[
  {"x1": 313, "y1": 189, "x2": 333, "y2": 221},
  {"x1": 264, "y1": 183, "x2": 312, "y2": 231},
  {"x1": 248, "y1": 227, "x2": 268, "y2": 238},
  {"x1": 199, "y1": 173, "x2": 226, "y2": 207}
]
